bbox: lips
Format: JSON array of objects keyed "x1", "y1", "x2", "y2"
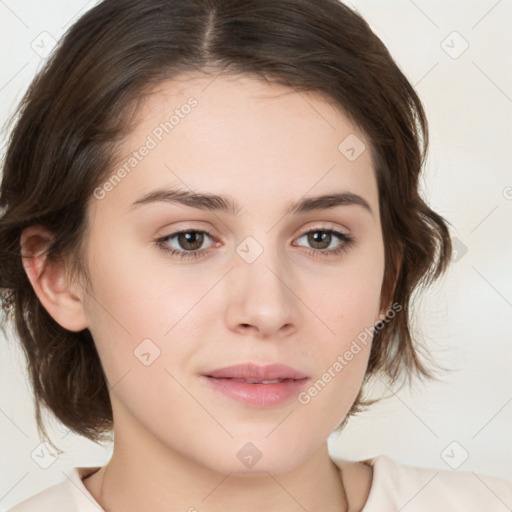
[
  {"x1": 201, "y1": 363, "x2": 310, "y2": 408},
  {"x1": 228, "y1": 378, "x2": 288, "y2": 384},
  {"x1": 204, "y1": 363, "x2": 309, "y2": 381}
]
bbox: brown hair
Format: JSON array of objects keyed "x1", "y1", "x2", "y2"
[{"x1": 0, "y1": 0, "x2": 451, "y2": 449}]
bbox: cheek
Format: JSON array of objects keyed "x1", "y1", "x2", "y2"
[
  {"x1": 301, "y1": 245, "x2": 384, "y2": 394},
  {"x1": 317, "y1": 254, "x2": 384, "y2": 341},
  {"x1": 82, "y1": 241, "x2": 226, "y2": 386},
  {"x1": 84, "y1": 233, "x2": 203, "y2": 336},
  {"x1": 298, "y1": 294, "x2": 374, "y2": 427}
]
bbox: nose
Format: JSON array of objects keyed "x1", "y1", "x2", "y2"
[{"x1": 224, "y1": 252, "x2": 298, "y2": 339}]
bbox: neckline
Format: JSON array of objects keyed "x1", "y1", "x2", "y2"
[
  {"x1": 76, "y1": 457, "x2": 378, "y2": 511},
  {"x1": 335, "y1": 457, "x2": 375, "y2": 511}
]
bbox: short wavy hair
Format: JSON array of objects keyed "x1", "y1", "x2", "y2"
[{"x1": 0, "y1": 0, "x2": 451, "y2": 450}]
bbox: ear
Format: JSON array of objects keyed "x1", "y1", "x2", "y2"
[{"x1": 20, "y1": 225, "x2": 89, "y2": 332}]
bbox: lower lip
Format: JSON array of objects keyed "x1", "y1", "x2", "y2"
[{"x1": 201, "y1": 376, "x2": 309, "y2": 408}]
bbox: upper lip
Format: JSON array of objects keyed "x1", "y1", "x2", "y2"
[{"x1": 203, "y1": 363, "x2": 309, "y2": 381}]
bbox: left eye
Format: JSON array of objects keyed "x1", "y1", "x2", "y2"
[{"x1": 295, "y1": 230, "x2": 345, "y2": 251}]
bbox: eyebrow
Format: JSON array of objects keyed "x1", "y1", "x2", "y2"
[{"x1": 126, "y1": 188, "x2": 374, "y2": 217}]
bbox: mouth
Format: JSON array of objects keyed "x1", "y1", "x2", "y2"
[
  {"x1": 218, "y1": 377, "x2": 295, "y2": 384},
  {"x1": 201, "y1": 363, "x2": 310, "y2": 408}
]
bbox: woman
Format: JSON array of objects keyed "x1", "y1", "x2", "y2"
[{"x1": 1, "y1": 0, "x2": 510, "y2": 510}]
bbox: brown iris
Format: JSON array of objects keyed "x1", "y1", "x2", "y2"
[
  {"x1": 177, "y1": 231, "x2": 204, "y2": 251},
  {"x1": 307, "y1": 231, "x2": 332, "y2": 250}
]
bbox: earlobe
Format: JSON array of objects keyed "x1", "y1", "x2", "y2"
[
  {"x1": 374, "y1": 301, "x2": 393, "y2": 326},
  {"x1": 20, "y1": 225, "x2": 89, "y2": 332},
  {"x1": 376, "y1": 253, "x2": 402, "y2": 325}
]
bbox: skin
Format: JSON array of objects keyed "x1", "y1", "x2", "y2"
[{"x1": 21, "y1": 72, "x2": 386, "y2": 511}]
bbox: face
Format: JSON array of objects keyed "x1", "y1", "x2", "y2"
[{"x1": 80, "y1": 72, "x2": 385, "y2": 475}]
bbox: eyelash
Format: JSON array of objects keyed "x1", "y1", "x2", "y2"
[{"x1": 155, "y1": 228, "x2": 354, "y2": 260}]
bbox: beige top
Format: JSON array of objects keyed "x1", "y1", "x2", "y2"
[{"x1": 8, "y1": 454, "x2": 512, "y2": 511}]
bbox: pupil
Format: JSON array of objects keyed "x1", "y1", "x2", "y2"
[
  {"x1": 179, "y1": 232, "x2": 203, "y2": 250},
  {"x1": 308, "y1": 231, "x2": 330, "y2": 249}
]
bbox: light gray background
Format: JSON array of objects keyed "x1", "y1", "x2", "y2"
[{"x1": 1, "y1": 0, "x2": 511, "y2": 509}]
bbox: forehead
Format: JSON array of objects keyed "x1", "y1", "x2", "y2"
[{"x1": 91, "y1": 72, "x2": 378, "y2": 219}]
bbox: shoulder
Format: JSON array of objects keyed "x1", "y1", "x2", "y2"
[
  {"x1": 360, "y1": 454, "x2": 512, "y2": 512},
  {"x1": 7, "y1": 467, "x2": 102, "y2": 512}
]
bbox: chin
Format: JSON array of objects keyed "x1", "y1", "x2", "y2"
[{"x1": 195, "y1": 433, "x2": 315, "y2": 476}]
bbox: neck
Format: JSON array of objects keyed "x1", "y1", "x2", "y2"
[{"x1": 85, "y1": 437, "x2": 347, "y2": 512}]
